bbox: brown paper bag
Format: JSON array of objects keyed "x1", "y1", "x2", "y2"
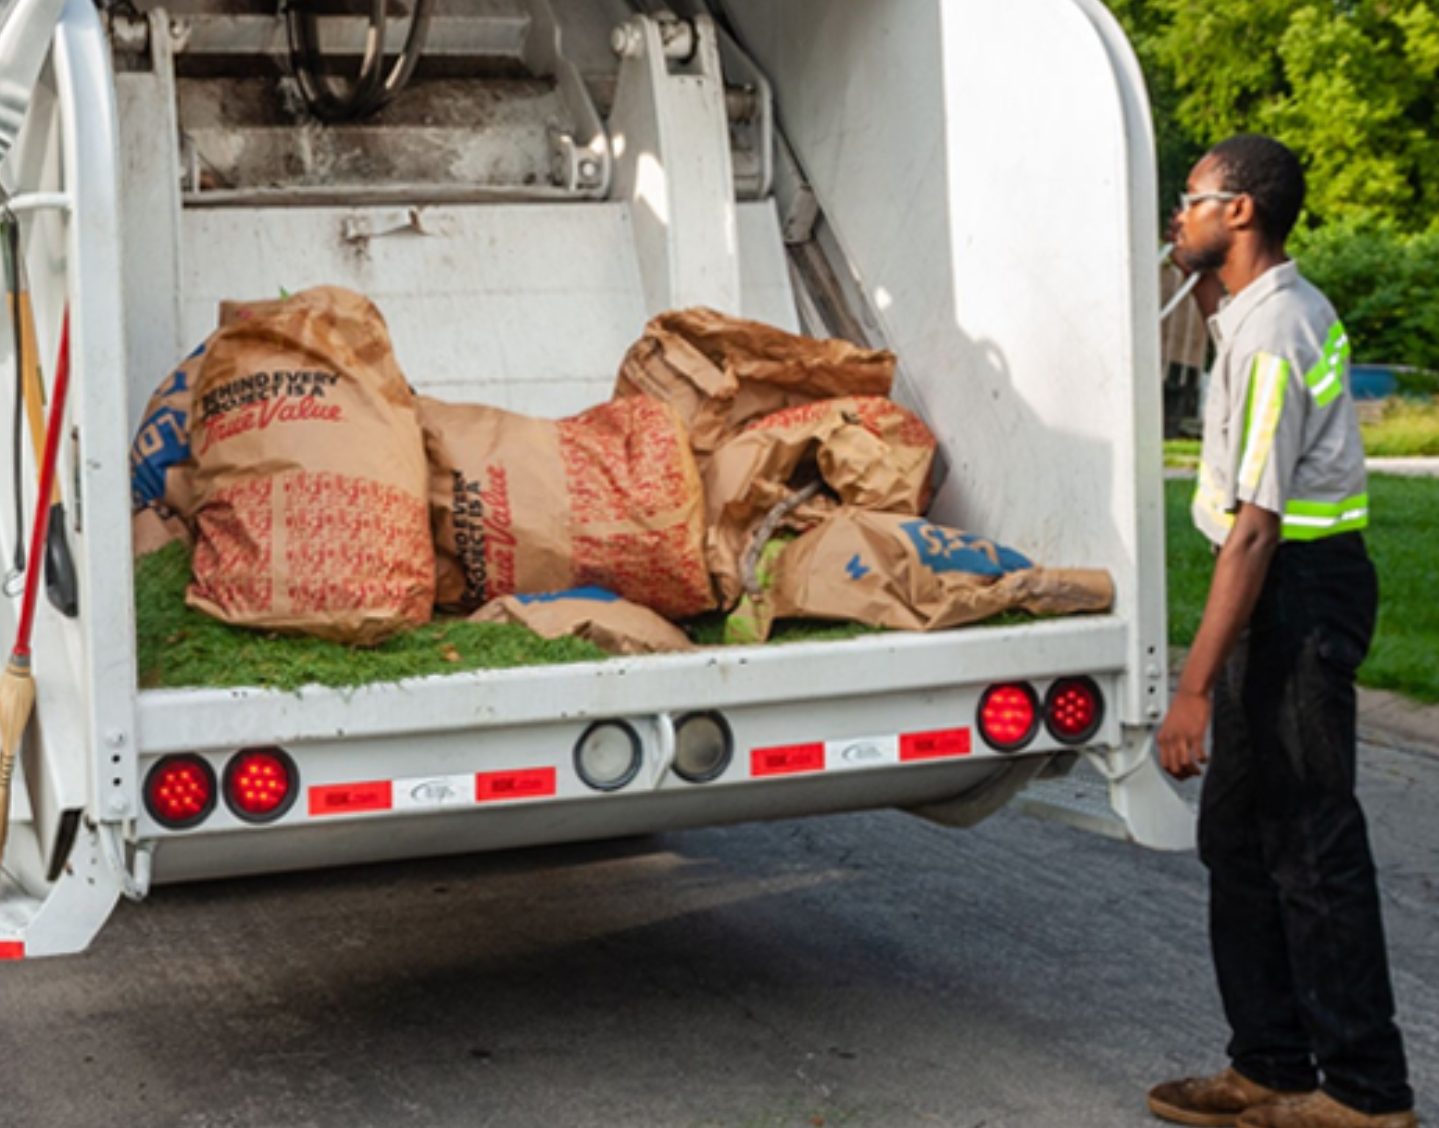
[
  {"x1": 766, "y1": 510, "x2": 1113, "y2": 635},
  {"x1": 614, "y1": 308, "x2": 896, "y2": 461},
  {"x1": 132, "y1": 507, "x2": 192, "y2": 558},
  {"x1": 469, "y1": 589, "x2": 695, "y2": 655},
  {"x1": 131, "y1": 299, "x2": 284, "y2": 522},
  {"x1": 422, "y1": 395, "x2": 713, "y2": 620},
  {"x1": 131, "y1": 343, "x2": 207, "y2": 519},
  {"x1": 704, "y1": 396, "x2": 937, "y2": 609},
  {"x1": 186, "y1": 286, "x2": 435, "y2": 645}
]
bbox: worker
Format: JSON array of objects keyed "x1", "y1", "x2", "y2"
[{"x1": 1146, "y1": 135, "x2": 1415, "y2": 1128}]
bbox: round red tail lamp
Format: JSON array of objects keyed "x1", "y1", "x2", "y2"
[
  {"x1": 977, "y1": 683, "x2": 1040, "y2": 752},
  {"x1": 1044, "y1": 677, "x2": 1104, "y2": 745},
  {"x1": 144, "y1": 754, "x2": 217, "y2": 829},
  {"x1": 223, "y1": 747, "x2": 299, "y2": 823}
]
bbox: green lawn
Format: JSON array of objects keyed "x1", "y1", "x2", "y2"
[{"x1": 1165, "y1": 475, "x2": 1439, "y2": 704}]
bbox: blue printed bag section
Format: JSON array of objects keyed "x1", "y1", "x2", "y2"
[
  {"x1": 898, "y1": 519, "x2": 1031, "y2": 577},
  {"x1": 514, "y1": 587, "x2": 621, "y2": 605},
  {"x1": 130, "y1": 344, "x2": 203, "y2": 508}
]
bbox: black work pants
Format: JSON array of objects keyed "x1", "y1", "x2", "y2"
[{"x1": 1199, "y1": 532, "x2": 1412, "y2": 1114}]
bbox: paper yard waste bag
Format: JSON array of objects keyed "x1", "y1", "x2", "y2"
[
  {"x1": 766, "y1": 510, "x2": 1113, "y2": 635},
  {"x1": 185, "y1": 286, "x2": 435, "y2": 645},
  {"x1": 470, "y1": 588, "x2": 695, "y2": 656},
  {"x1": 705, "y1": 396, "x2": 937, "y2": 609},
  {"x1": 132, "y1": 507, "x2": 192, "y2": 559},
  {"x1": 131, "y1": 342, "x2": 207, "y2": 520},
  {"x1": 422, "y1": 395, "x2": 713, "y2": 620},
  {"x1": 614, "y1": 308, "x2": 896, "y2": 463},
  {"x1": 130, "y1": 299, "x2": 282, "y2": 524}
]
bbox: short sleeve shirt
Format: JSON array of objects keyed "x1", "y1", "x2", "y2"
[{"x1": 1192, "y1": 261, "x2": 1368, "y2": 547}]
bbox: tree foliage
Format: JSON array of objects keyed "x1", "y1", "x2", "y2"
[
  {"x1": 1292, "y1": 219, "x2": 1439, "y2": 370},
  {"x1": 1109, "y1": 1, "x2": 1439, "y2": 366},
  {"x1": 1112, "y1": 0, "x2": 1439, "y2": 234}
]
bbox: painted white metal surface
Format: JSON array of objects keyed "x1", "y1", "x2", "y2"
[
  {"x1": 54, "y1": 0, "x2": 142, "y2": 829},
  {"x1": 0, "y1": 0, "x2": 66, "y2": 164},
  {"x1": 169, "y1": 199, "x2": 794, "y2": 421},
  {"x1": 2, "y1": 0, "x2": 1190, "y2": 958},
  {"x1": 136, "y1": 616, "x2": 1128, "y2": 752},
  {"x1": 721, "y1": 0, "x2": 1167, "y2": 729},
  {"x1": 608, "y1": 14, "x2": 741, "y2": 316},
  {"x1": 116, "y1": 12, "x2": 186, "y2": 441}
]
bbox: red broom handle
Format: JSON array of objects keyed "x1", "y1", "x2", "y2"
[{"x1": 13, "y1": 312, "x2": 70, "y2": 660}]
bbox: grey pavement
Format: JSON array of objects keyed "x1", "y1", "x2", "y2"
[
  {"x1": 2, "y1": 740, "x2": 1434, "y2": 1128},
  {"x1": 1365, "y1": 457, "x2": 1439, "y2": 477},
  {"x1": 1359, "y1": 686, "x2": 1439, "y2": 758}
]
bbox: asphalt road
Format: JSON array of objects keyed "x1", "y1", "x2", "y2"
[{"x1": 2, "y1": 745, "x2": 1434, "y2": 1128}]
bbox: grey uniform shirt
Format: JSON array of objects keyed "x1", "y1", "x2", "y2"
[{"x1": 1193, "y1": 260, "x2": 1369, "y2": 548}]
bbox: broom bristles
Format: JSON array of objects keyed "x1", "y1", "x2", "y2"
[{"x1": 0, "y1": 657, "x2": 36, "y2": 858}]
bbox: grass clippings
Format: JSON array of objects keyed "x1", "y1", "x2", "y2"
[
  {"x1": 135, "y1": 543, "x2": 892, "y2": 692},
  {"x1": 135, "y1": 542, "x2": 608, "y2": 692}
]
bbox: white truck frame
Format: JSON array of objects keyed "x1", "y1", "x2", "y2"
[{"x1": 0, "y1": 0, "x2": 1191, "y2": 959}]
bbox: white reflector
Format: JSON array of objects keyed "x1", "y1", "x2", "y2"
[
  {"x1": 574, "y1": 721, "x2": 641, "y2": 791},
  {"x1": 674, "y1": 713, "x2": 733, "y2": 783}
]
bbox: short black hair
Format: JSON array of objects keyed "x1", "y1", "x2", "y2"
[{"x1": 1207, "y1": 134, "x2": 1306, "y2": 244}]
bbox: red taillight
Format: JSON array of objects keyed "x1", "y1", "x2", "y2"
[
  {"x1": 1044, "y1": 677, "x2": 1104, "y2": 744},
  {"x1": 144, "y1": 755, "x2": 217, "y2": 829},
  {"x1": 224, "y1": 747, "x2": 298, "y2": 823},
  {"x1": 978, "y1": 683, "x2": 1040, "y2": 752}
]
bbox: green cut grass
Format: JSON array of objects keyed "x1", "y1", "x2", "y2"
[
  {"x1": 135, "y1": 542, "x2": 608, "y2": 691},
  {"x1": 135, "y1": 542, "x2": 890, "y2": 691},
  {"x1": 135, "y1": 543, "x2": 1063, "y2": 690},
  {"x1": 1165, "y1": 474, "x2": 1439, "y2": 704}
]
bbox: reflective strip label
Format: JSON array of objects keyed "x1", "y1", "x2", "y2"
[
  {"x1": 1239, "y1": 353, "x2": 1288, "y2": 493},
  {"x1": 476, "y1": 768, "x2": 556, "y2": 802},
  {"x1": 308, "y1": 781, "x2": 394, "y2": 817},
  {"x1": 1193, "y1": 465, "x2": 1235, "y2": 530},
  {"x1": 826, "y1": 735, "x2": 900, "y2": 771},
  {"x1": 1282, "y1": 494, "x2": 1369, "y2": 540},
  {"x1": 392, "y1": 774, "x2": 474, "y2": 811},
  {"x1": 0, "y1": 941, "x2": 24, "y2": 960},
  {"x1": 1304, "y1": 322, "x2": 1349, "y2": 408},
  {"x1": 900, "y1": 729, "x2": 972, "y2": 760},
  {"x1": 751, "y1": 743, "x2": 826, "y2": 777}
]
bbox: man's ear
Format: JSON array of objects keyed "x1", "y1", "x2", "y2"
[{"x1": 1227, "y1": 193, "x2": 1259, "y2": 232}]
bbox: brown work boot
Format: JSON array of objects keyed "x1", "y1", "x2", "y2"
[
  {"x1": 1148, "y1": 1067, "x2": 1313, "y2": 1127},
  {"x1": 1236, "y1": 1091, "x2": 1417, "y2": 1128}
]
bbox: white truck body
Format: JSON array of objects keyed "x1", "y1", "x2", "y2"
[{"x1": 0, "y1": 0, "x2": 1190, "y2": 958}]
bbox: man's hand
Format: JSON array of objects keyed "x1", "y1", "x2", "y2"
[{"x1": 1158, "y1": 687, "x2": 1211, "y2": 780}]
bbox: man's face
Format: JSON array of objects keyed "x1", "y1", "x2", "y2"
[{"x1": 1169, "y1": 155, "x2": 1234, "y2": 274}]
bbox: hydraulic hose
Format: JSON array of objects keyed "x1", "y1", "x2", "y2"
[{"x1": 284, "y1": 0, "x2": 437, "y2": 121}]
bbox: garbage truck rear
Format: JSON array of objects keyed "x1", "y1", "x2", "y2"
[{"x1": 0, "y1": 0, "x2": 1191, "y2": 958}]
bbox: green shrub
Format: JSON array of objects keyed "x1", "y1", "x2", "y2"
[{"x1": 1293, "y1": 218, "x2": 1439, "y2": 374}]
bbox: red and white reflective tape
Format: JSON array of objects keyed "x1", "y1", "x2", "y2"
[
  {"x1": 751, "y1": 728, "x2": 970, "y2": 778},
  {"x1": 309, "y1": 768, "x2": 557, "y2": 818},
  {"x1": 305, "y1": 729, "x2": 969, "y2": 813}
]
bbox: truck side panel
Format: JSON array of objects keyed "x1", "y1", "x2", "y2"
[{"x1": 721, "y1": 0, "x2": 1168, "y2": 727}]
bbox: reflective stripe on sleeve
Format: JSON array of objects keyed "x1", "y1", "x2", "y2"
[
  {"x1": 1303, "y1": 322, "x2": 1349, "y2": 408},
  {"x1": 1239, "y1": 352, "x2": 1288, "y2": 493},
  {"x1": 1193, "y1": 464, "x2": 1235, "y2": 530},
  {"x1": 1281, "y1": 494, "x2": 1368, "y2": 541}
]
